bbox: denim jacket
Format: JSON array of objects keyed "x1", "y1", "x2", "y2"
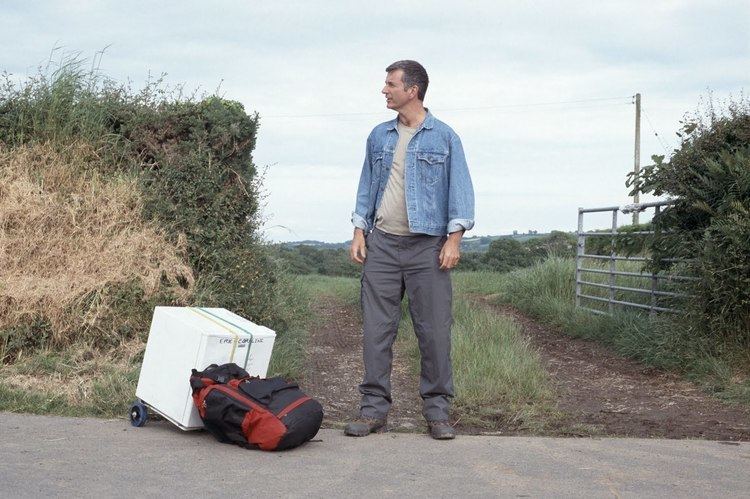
[{"x1": 351, "y1": 110, "x2": 475, "y2": 236}]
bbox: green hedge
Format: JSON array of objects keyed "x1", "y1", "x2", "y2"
[
  {"x1": 0, "y1": 61, "x2": 292, "y2": 347},
  {"x1": 630, "y1": 97, "x2": 750, "y2": 344}
]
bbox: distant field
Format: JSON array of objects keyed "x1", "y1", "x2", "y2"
[{"x1": 279, "y1": 232, "x2": 564, "y2": 253}]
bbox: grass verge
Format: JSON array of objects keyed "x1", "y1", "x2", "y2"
[
  {"x1": 396, "y1": 297, "x2": 555, "y2": 430},
  {"x1": 0, "y1": 342, "x2": 143, "y2": 418},
  {"x1": 454, "y1": 257, "x2": 750, "y2": 406},
  {"x1": 0, "y1": 273, "x2": 316, "y2": 417}
]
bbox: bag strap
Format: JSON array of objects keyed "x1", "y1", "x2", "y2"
[{"x1": 192, "y1": 363, "x2": 250, "y2": 385}]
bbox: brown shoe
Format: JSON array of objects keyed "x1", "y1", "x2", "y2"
[
  {"x1": 344, "y1": 417, "x2": 387, "y2": 437},
  {"x1": 427, "y1": 420, "x2": 456, "y2": 440}
]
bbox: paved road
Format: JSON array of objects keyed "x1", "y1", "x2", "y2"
[{"x1": 1, "y1": 412, "x2": 748, "y2": 498}]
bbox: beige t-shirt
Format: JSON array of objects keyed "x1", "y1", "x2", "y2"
[{"x1": 375, "y1": 122, "x2": 418, "y2": 235}]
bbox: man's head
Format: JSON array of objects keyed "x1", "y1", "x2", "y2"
[{"x1": 383, "y1": 60, "x2": 429, "y2": 111}]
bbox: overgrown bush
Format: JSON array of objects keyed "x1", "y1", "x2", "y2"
[
  {"x1": 0, "y1": 59, "x2": 290, "y2": 360},
  {"x1": 271, "y1": 245, "x2": 360, "y2": 277},
  {"x1": 629, "y1": 96, "x2": 750, "y2": 344},
  {"x1": 481, "y1": 238, "x2": 531, "y2": 272},
  {"x1": 479, "y1": 231, "x2": 576, "y2": 272}
]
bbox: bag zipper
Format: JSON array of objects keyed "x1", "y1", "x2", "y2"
[
  {"x1": 206, "y1": 385, "x2": 311, "y2": 421},
  {"x1": 277, "y1": 396, "x2": 312, "y2": 419}
]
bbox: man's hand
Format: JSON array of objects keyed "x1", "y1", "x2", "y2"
[
  {"x1": 350, "y1": 228, "x2": 367, "y2": 264},
  {"x1": 439, "y1": 230, "x2": 464, "y2": 270}
]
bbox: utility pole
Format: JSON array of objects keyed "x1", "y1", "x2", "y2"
[{"x1": 633, "y1": 93, "x2": 641, "y2": 225}]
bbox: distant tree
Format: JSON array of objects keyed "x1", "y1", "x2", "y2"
[
  {"x1": 525, "y1": 231, "x2": 576, "y2": 259},
  {"x1": 296, "y1": 245, "x2": 325, "y2": 273},
  {"x1": 456, "y1": 251, "x2": 485, "y2": 271},
  {"x1": 319, "y1": 248, "x2": 360, "y2": 277},
  {"x1": 271, "y1": 245, "x2": 360, "y2": 277},
  {"x1": 482, "y1": 238, "x2": 532, "y2": 272}
]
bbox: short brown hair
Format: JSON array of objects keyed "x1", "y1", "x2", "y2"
[{"x1": 386, "y1": 60, "x2": 429, "y2": 101}]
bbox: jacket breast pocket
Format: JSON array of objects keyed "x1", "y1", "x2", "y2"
[{"x1": 416, "y1": 152, "x2": 447, "y2": 186}]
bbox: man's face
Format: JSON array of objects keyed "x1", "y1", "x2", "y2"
[{"x1": 382, "y1": 69, "x2": 416, "y2": 110}]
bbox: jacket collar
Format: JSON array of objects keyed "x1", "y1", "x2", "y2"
[{"x1": 386, "y1": 108, "x2": 434, "y2": 131}]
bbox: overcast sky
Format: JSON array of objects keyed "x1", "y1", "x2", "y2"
[{"x1": 3, "y1": 1, "x2": 748, "y2": 241}]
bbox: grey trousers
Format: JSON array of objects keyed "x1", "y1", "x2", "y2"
[{"x1": 358, "y1": 228, "x2": 454, "y2": 422}]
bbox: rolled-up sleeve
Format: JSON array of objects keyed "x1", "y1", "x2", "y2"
[
  {"x1": 351, "y1": 211, "x2": 368, "y2": 231},
  {"x1": 447, "y1": 133, "x2": 475, "y2": 233},
  {"x1": 351, "y1": 134, "x2": 373, "y2": 231}
]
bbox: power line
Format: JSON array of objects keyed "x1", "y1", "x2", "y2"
[
  {"x1": 427, "y1": 96, "x2": 631, "y2": 112},
  {"x1": 323, "y1": 101, "x2": 631, "y2": 123},
  {"x1": 263, "y1": 96, "x2": 632, "y2": 119},
  {"x1": 641, "y1": 106, "x2": 673, "y2": 155}
]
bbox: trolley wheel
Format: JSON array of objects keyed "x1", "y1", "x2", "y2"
[{"x1": 129, "y1": 400, "x2": 149, "y2": 427}]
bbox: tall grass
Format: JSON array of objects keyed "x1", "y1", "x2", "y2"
[
  {"x1": 265, "y1": 273, "x2": 315, "y2": 379},
  {"x1": 396, "y1": 297, "x2": 554, "y2": 428},
  {"x1": 455, "y1": 258, "x2": 750, "y2": 405},
  {"x1": 0, "y1": 57, "x2": 173, "y2": 155}
]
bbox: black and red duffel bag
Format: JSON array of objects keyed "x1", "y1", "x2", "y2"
[{"x1": 189, "y1": 363, "x2": 323, "y2": 451}]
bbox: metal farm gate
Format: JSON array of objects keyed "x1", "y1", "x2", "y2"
[{"x1": 575, "y1": 200, "x2": 696, "y2": 317}]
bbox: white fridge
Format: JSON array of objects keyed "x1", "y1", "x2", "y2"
[{"x1": 134, "y1": 306, "x2": 276, "y2": 430}]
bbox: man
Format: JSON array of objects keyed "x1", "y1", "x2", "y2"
[{"x1": 346, "y1": 60, "x2": 475, "y2": 440}]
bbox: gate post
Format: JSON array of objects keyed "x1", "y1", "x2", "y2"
[
  {"x1": 650, "y1": 205, "x2": 661, "y2": 318},
  {"x1": 576, "y1": 208, "x2": 584, "y2": 309},
  {"x1": 609, "y1": 209, "x2": 618, "y2": 314}
]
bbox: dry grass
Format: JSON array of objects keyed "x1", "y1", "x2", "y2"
[
  {"x1": 0, "y1": 142, "x2": 194, "y2": 351},
  {"x1": 1, "y1": 337, "x2": 143, "y2": 401}
]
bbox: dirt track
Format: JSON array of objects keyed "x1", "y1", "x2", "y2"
[
  {"x1": 302, "y1": 297, "x2": 423, "y2": 432},
  {"x1": 493, "y1": 303, "x2": 750, "y2": 440},
  {"x1": 302, "y1": 295, "x2": 750, "y2": 440}
]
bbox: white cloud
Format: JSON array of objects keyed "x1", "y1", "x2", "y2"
[{"x1": 1, "y1": 0, "x2": 747, "y2": 241}]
